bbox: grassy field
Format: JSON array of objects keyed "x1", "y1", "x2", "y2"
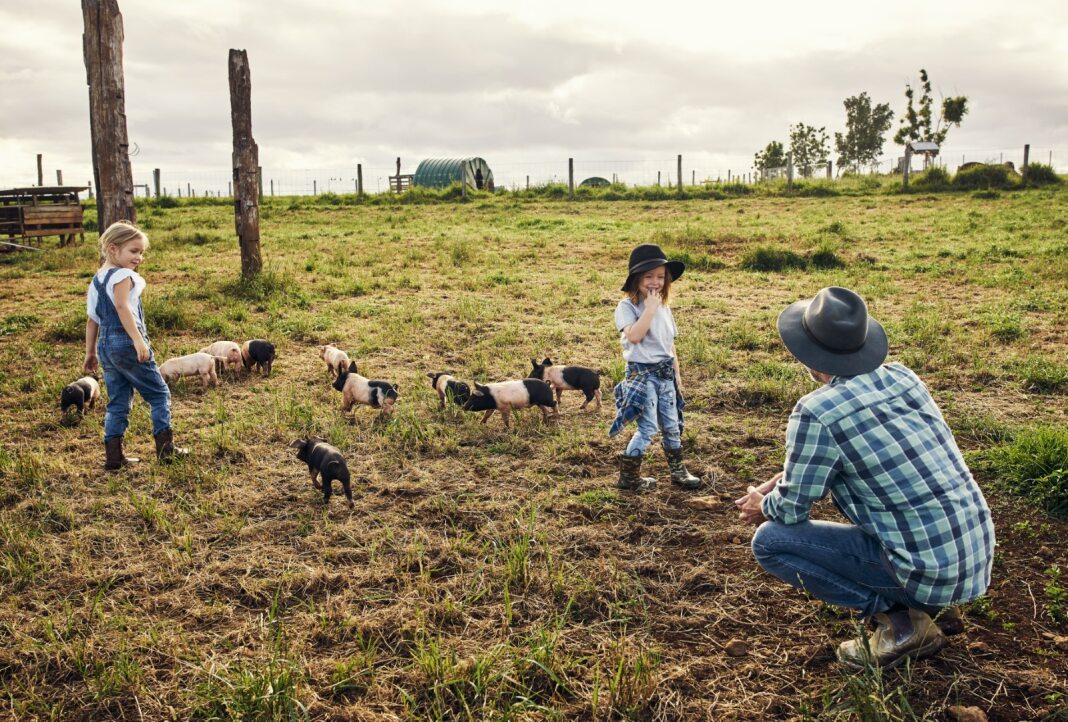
[{"x1": 1, "y1": 183, "x2": 1067, "y2": 720}]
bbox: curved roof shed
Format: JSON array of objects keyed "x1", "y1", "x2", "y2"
[{"x1": 413, "y1": 157, "x2": 494, "y2": 190}]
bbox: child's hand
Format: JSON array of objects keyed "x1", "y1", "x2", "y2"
[
  {"x1": 135, "y1": 339, "x2": 151, "y2": 363},
  {"x1": 645, "y1": 289, "x2": 662, "y2": 310},
  {"x1": 83, "y1": 353, "x2": 98, "y2": 375}
]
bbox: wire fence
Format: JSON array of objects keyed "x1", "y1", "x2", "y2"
[{"x1": 2, "y1": 145, "x2": 1064, "y2": 198}]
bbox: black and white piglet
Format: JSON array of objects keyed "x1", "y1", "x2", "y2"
[
  {"x1": 333, "y1": 361, "x2": 400, "y2": 415},
  {"x1": 289, "y1": 437, "x2": 354, "y2": 508},
  {"x1": 426, "y1": 372, "x2": 471, "y2": 409},
  {"x1": 60, "y1": 374, "x2": 100, "y2": 416},
  {"x1": 241, "y1": 339, "x2": 276, "y2": 376},
  {"x1": 462, "y1": 379, "x2": 557, "y2": 428},
  {"x1": 529, "y1": 358, "x2": 602, "y2": 412}
]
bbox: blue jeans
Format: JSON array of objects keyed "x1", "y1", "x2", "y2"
[
  {"x1": 624, "y1": 374, "x2": 681, "y2": 456},
  {"x1": 98, "y1": 333, "x2": 171, "y2": 442},
  {"x1": 751, "y1": 520, "x2": 938, "y2": 618}
]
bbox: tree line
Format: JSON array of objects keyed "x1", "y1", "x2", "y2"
[{"x1": 754, "y1": 68, "x2": 969, "y2": 177}]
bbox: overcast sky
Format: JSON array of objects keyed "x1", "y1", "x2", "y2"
[{"x1": 3, "y1": 0, "x2": 1067, "y2": 189}]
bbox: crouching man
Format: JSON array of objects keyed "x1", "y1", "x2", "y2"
[{"x1": 735, "y1": 287, "x2": 995, "y2": 670}]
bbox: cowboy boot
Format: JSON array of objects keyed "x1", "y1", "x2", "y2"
[
  {"x1": 663, "y1": 446, "x2": 701, "y2": 490},
  {"x1": 934, "y1": 606, "x2": 965, "y2": 636},
  {"x1": 617, "y1": 453, "x2": 655, "y2": 492},
  {"x1": 154, "y1": 428, "x2": 189, "y2": 462},
  {"x1": 104, "y1": 437, "x2": 139, "y2": 471}
]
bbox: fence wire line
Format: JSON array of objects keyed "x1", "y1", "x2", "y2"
[{"x1": 2, "y1": 146, "x2": 1063, "y2": 197}]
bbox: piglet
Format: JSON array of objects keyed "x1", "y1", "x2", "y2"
[
  {"x1": 289, "y1": 437, "x2": 354, "y2": 509},
  {"x1": 60, "y1": 374, "x2": 100, "y2": 416},
  {"x1": 426, "y1": 372, "x2": 471, "y2": 409},
  {"x1": 529, "y1": 357, "x2": 602, "y2": 413},
  {"x1": 333, "y1": 361, "x2": 399, "y2": 415},
  {"x1": 159, "y1": 352, "x2": 219, "y2": 387},
  {"x1": 200, "y1": 341, "x2": 242, "y2": 373},
  {"x1": 241, "y1": 339, "x2": 276, "y2": 376},
  {"x1": 319, "y1": 343, "x2": 351, "y2": 379},
  {"x1": 462, "y1": 379, "x2": 556, "y2": 428}
]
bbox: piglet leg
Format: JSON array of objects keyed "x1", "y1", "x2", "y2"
[{"x1": 481, "y1": 409, "x2": 495, "y2": 424}]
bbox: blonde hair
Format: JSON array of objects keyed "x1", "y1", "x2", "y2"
[
  {"x1": 99, "y1": 221, "x2": 149, "y2": 265},
  {"x1": 623, "y1": 267, "x2": 673, "y2": 306}
]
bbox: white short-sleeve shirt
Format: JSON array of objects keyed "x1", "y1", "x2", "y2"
[
  {"x1": 614, "y1": 298, "x2": 678, "y2": 363},
  {"x1": 86, "y1": 267, "x2": 147, "y2": 334}
]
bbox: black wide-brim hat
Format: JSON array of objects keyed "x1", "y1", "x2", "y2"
[
  {"x1": 621, "y1": 243, "x2": 685, "y2": 291},
  {"x1": 777, "y1": 286, "x2": 888, "y2": 376}
]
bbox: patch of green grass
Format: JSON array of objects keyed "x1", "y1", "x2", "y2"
[
  {"x1": 0, "y1": 314, "x2": 38, "y2": 336},
  {"x1": 1015, "y1": 356, "x2": 1068, "y2": 392},
  {"x1": 739, "y1": 245, "x2": 807, "y2": 272},
  {"x1": 968, "y1": 426, "x2": 1068, "y2": 518}
]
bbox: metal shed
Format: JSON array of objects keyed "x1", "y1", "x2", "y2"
[{"x1": 413, "y1": 157, "x2": 494, "y2": 190}]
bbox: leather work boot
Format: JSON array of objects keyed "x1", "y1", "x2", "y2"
[
  {"x1": 838, "y1": 608, "x2": 947, "y2": 670},
  {"x1": 617, "y1": 453, "x2": 655, "y2": 492},
  {"x1": 153, "y1": 428, "x2": 189, "y2": 462},
  {"x1": 104, "y1": 437, "x2": 139, "y2": 472},
  {"x1": 663, "y1": 446, "x2": 702, "y2": 490}
]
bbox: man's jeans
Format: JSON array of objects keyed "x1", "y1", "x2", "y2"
[
  {"x1": 751, "y1": 519, "x2": 939, "y2": 618},
  {"x1": 98, "y1": 335, "x2": 171, "y2": 442},
  {"x1": 624, "y1": 374, "x2": 681, "y2": 456}
]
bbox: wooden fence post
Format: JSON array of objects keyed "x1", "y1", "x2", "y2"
[
  {"x1": 229, "y1": 48, "x2": 262, "y2": 278},
  {"x1": 88, "y1": 181, "x2": 93, "y2": 199},
  {"x1": 82, "y1": 0, "x2": 136, "y2": 229},
  {"x1": 357, "y1": 163, "x2": 363, "y2": 197},
  {"x1": 902, "y1": 145, "x2": 912, "y2": 190},
  {"x1": 826, "y1": 160, "x2": 832, "y2": 179},
  {"x1": 657, "y1": 171, "x2": 661, "y2": 187},
  {"x1": 313, "y1": 180, "x2": 317, "y2": 196},
  {"x1": 525, "y1": 175, "x2": 529, "y2": 190},
  {"x1": 37, "y1": 155, "x2": 44, "y2": 186},
  {"x1": 270, "y1": 179, "x2": 274, "y2": 196},
  {"x1": 152, "y1": 168, "x2": 160, "y2": 197},
  {"x1": 56, "y1": 170, "x2": 64, "y2": 185},
  {"x1": 461, "y1": 160, "x2": 468, "y2": 200},
  {"x1": 257, "y1": 166, "x2": 263, "y2": 202},
  {"x1": 692, "y1": 169, "x2": 695, "y2": 186},
  {"x1": 568, "y1": 158, "x2": 574, "y2": 199},
  {"x1": 677, "y1": 154, "x2": 682, "y2": 196},
  {"x1": 1022, "y1": 144, "x2": 1030, "y2": 183},
  {"x1": 786, "y1": 152, "x2": 794, "y2": 191}
]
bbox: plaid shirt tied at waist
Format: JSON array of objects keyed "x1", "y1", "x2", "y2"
[{"x1": 608, "y1": 358, "x2": 685, "y2": 437}]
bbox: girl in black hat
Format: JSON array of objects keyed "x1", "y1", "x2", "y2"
[{"x1": 609, "y1": 244, "x2": 702, "y2": 491}]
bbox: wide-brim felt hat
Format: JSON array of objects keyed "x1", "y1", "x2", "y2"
[
  {"x1": 777, "y1": 286, "x2": 888, "y2": 376},
  {"x1": 621, "y1": 243, "x2": 685, "y2": 291}
]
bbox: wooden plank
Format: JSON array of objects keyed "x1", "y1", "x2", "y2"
[{"x1": 24, "y1": 208, "x2": 84, "y2": 224}]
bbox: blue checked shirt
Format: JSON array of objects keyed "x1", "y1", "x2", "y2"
[
  {"x1": 761, "y1": 363, "x2": 995, "y2": 607},
  {"x1": 608, "y1": 359, "x2": 685, "y2": 437}
]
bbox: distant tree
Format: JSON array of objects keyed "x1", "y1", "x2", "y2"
[
  {"x1": 834, "y1": 92, "x2": 894, "y2": 174},
  {"x1": 893, "y1": 68, "x2": 969, "y2": 149},
  {"x1": 754, "y1": 141, "x2": 786, "y2": 173},
  {"x1": 789, "y1": 123, "x2": 830, "y2": 178}
]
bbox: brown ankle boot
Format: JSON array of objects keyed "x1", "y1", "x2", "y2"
[
  {"x1": 104, "y1": 437, "x2": 139, "y2": 471},
  {"x1": 154, "y1": 428, "x2": 189, "y2": 462}
]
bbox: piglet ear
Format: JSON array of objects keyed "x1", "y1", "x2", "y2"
[
  {"x1": 530, "y1": 358, "x2": 538, "y2": 366},
  {"x1": 426, "y1": 372, "x2": 435, "y2": 379},
  {"x1": 542, "y1": 357, "x2": 552, "y2": 365},
  {"x1": 288, "y1": 439, "x2": 304, "y2": 448},
  {"x1": 348, "y1": 361, "x2": 357, "y2": 373}
]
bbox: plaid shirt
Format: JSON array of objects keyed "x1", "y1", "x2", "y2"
[
  {"x1": 762, "y1": 363, "x2": 995, "y2": 607},
  {"x1": 608, "y1": 359, "x2": 685, "y2": 437}
]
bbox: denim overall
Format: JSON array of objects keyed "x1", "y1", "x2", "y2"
[{"x1": 94, "y1": 268, "x2": 171, "y2": 441}]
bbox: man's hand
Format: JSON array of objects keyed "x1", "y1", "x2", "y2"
[
  {"x1": 83, "y1": 353, "x2": 98, "y2": 375},
  {"x1": 756, "y1": 471, "x2": 784, "y2": 496},
  {"x1": 734, "y1": 485, "x2": 766, "y2": 525}
]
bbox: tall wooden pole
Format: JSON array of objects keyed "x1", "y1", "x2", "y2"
[
  {"x1": 568, "y1": 158, "x2": 574, "y2": 199},
  {"x1": 677, "y1": 154, "x2": 682, "y2": 196},
  {"x1": 152, "y1": 168, "x2": 160, "y2": 197},
  {"x1": 82, "y1": 0, "x2": 135, "y2": 230},
  {"x1": 357, "y1": 163, "x2": 363, "y2": 197},
  {"x1": 1022, "y1": 144, "x2": 1030, "y2": 184},
  {"x1": 37, "y1": 155, "x2": 44, "y2": 186},
  {"x1": 229, "y1": 48, "x2": 262, "y2": 278}
]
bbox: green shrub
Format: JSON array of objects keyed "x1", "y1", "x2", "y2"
[
  {"x1": 667, "y1": 249, "x2": 725, "y2": 272},
  {"x1": 154, "y1": 196, "x2": 179, "y2": 209},
  {"x1": 740, "y1": 245, "x2": 807, "y2": 272},
  {"x1": 968, "y1": 426, "x2": 1068, "y2": 518},
  {"x1": 913, "y1": 167, "x2": 951, "y2": 190},
  {"x1": 953, "y1": 164, "x2": 1015, "y2": 190},
  {"x1": 1023, "y1": 163, "x2": 1062, "y2": 187}
]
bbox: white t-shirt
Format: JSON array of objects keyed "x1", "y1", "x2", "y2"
[
  {"x1": 614, "y1": 298, "x2": 678, "y2": 363},
  {"x1": 86, "y1": 267, "x2": 147, "y2": 334}
]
